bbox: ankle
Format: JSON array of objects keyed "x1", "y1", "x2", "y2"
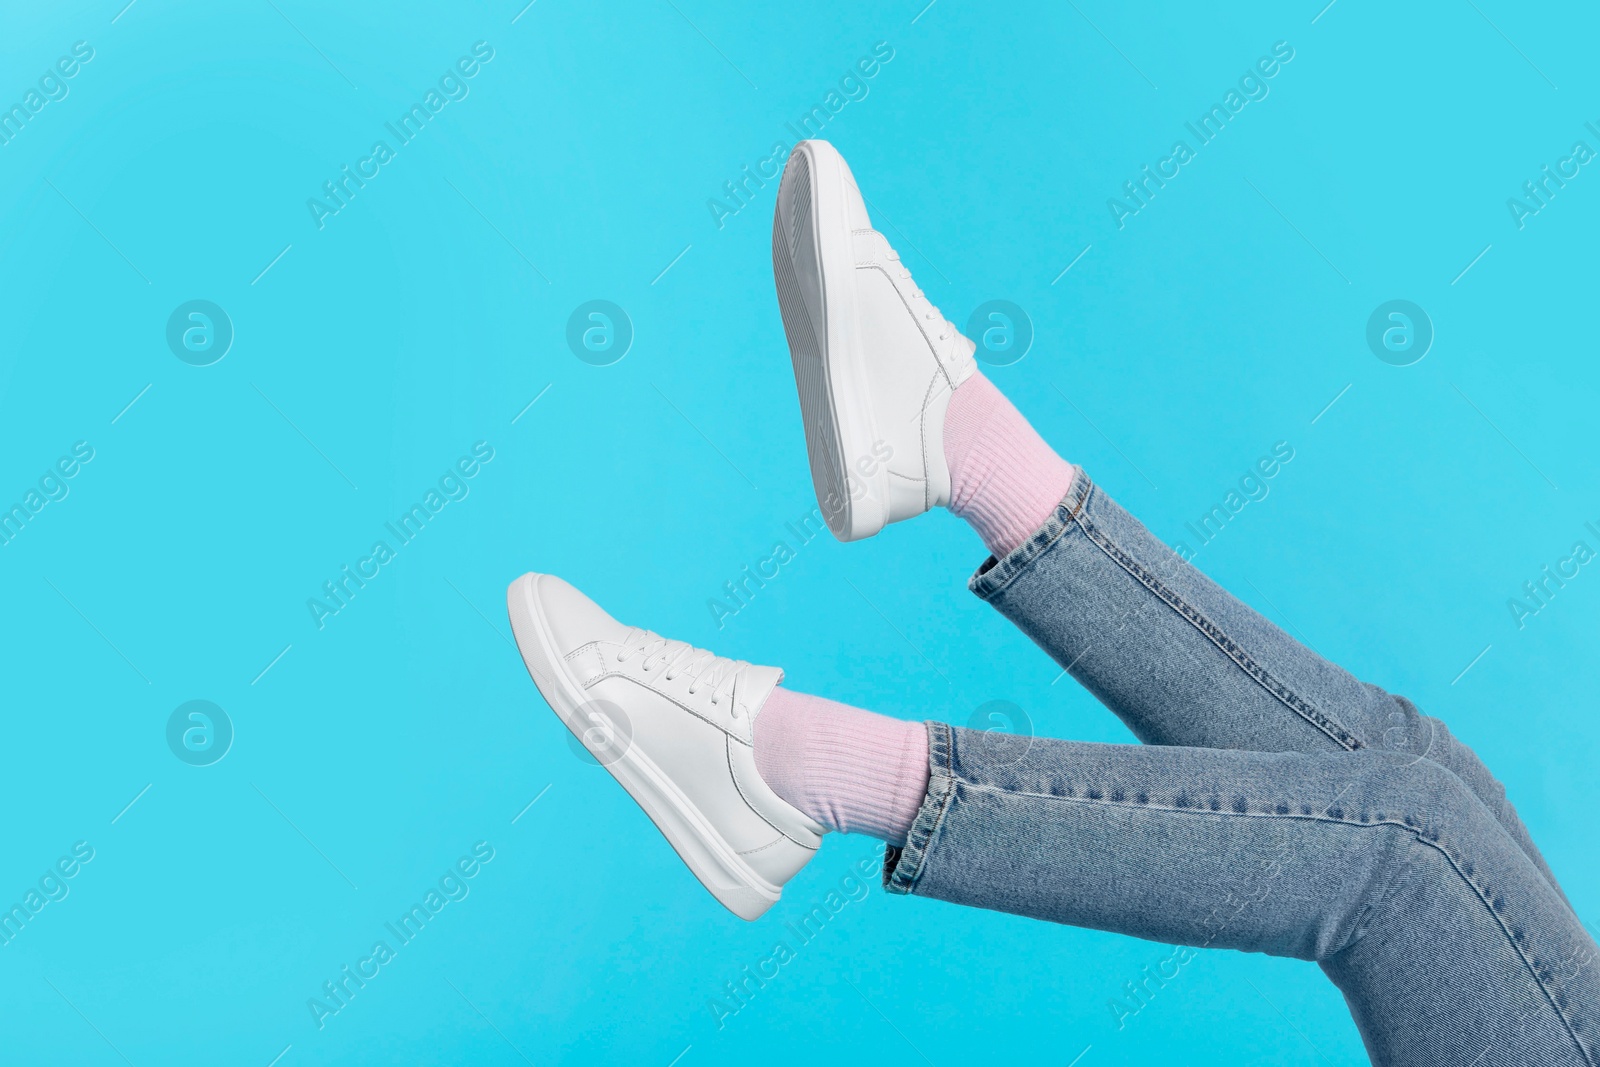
[
  {"x1": 943, "y1": 373, "x2": 1077, "y2": 559},
  {"x1": 753, "y1": 688, "x2": 929, "y2": 844}
]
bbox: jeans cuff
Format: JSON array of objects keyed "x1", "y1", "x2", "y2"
[
  {"x1": 966, "y1": 466, "x2": 1094, "y2": 603},
  {"x1": 883, "y1": 721, "x2": 956, "y2": 894}
]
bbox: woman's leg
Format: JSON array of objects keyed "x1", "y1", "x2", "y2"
[
  {"x1": 940, "y1": 374, "x2": 1567, "y2": 902},
  {"x1": 882, "y1": 722, "x2": 1598, "y2": 1067},
  {"x1": 509, "y1": 558, "x2": 1598, "y2": 1064},
  {"x1": 758, "y1": 142, "x2": 1591, "y2": 1062},
  {"x1": 765, "y1": 137, "x2": 1566, "y2": 908},
  {"x1": 751, "y1": 688, "x2": 1598, "y2": 1063}
]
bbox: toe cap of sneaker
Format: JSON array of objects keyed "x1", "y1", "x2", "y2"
[
  {"x1": 795, "y1": 139, "x2": 872, "y2": 232},
  {"x1": 510, "y1": 573, "x2": 626, "y2": 658}
]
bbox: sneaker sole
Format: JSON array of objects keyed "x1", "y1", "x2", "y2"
[
  {"x1": 772, "y1": 141, "x2": 888, "y2": 542},
  {"x1": 506, "y1": 573, "x2": 783, "y2": 921}
]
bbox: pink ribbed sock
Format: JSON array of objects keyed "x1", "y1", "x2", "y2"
[
  {"x1": 944, "y1": 372, "x2": 1078, "y2": 558},
  {"x1": 752, "y1": 687, "x2": 929, "y2": 844}
]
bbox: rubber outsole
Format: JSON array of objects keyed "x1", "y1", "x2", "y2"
[
  {"x1": 506, "y1": 574, "x2": 782, "y2": 921},
  {"x1": 772, "y1": 142, "x2": 887, "y2": 542}
]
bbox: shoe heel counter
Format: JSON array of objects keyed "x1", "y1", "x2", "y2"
[{"x1": 741, "y1": 834, "x2": 818, "y2": 889}]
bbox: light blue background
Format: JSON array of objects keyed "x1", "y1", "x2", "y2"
[{"x1": 1, "y1": 1, "x2": 1596, "y2": 1063}]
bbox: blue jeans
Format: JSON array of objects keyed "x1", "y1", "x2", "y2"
[{"x1": 884, "y1": 471, "x2": 1597, "y2": 1066}]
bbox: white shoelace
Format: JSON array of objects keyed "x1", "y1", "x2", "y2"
[
  {"x1": 886, "y1": 246, "x2": 954, "y2": 342},
  {"x1": 616, "y1": 629, "x2": 750, "y2": 713}
]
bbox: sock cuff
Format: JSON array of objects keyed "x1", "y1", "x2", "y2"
[
  {"x1": 754, "y1": 688, "x2": 930, "y2": 844},
  {"x1": 944, "y1": 372, "x2": 1077, "y2": 558}
]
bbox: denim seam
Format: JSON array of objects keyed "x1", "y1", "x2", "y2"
[
  {"x1": 897, "y1": 777, "x2": 955, "y2": 895},
  {"x1": 884, "y1": 722, "x2": 957, "y2": 895},
  {"x1": 947, "y1": 779, "x2": 1594, "y2": 1063},
  {"x1": 1073, "y1": 502, "x2": 1364, "y2": 752},
  {"x1": 967, "y1": 474, "x2": 1090, "y2": 599}
]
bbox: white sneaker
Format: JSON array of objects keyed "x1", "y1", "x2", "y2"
[
  {"x1": 771, "y1": 139, "x2": 976, "y2": 542},
  {"x1": 507, "y1": 573, "x2": 824, "y2": 920}
]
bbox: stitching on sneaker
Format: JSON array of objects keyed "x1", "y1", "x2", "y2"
[
  {"x1": 918, "y1": 370, "x2": 939, "y2": 509},
  {"x1": 854, "y1": 262, "x2": 951, "y2": 376},
  {"x1": 725, "y1": 734, "x2": 819, "y2": 848}
]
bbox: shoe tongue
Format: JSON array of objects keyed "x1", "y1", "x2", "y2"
[
  {"x1": 955, "y1": 330, "x2": 977, "y2": 365},
  {"x1": 740, "y1": 663, "x2": 785, "y2": 724}
]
